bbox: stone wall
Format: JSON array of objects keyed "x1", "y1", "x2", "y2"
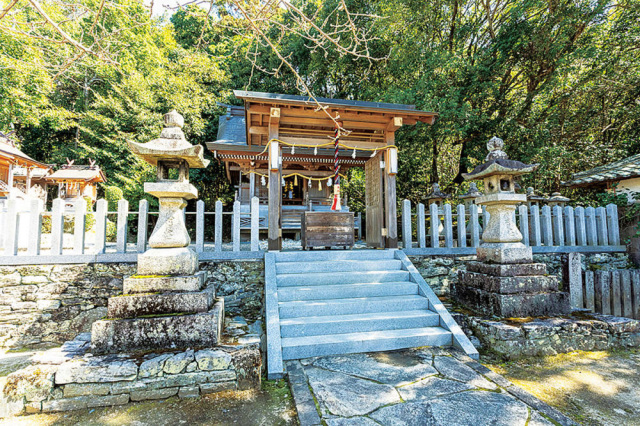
[
  {"x1": 1, "y1": 334, "x2": 261, "y2": 416},
  {"x1": 452, "y1": 312, "x2": 640, "y2": 360},
  {"x1": 0, "y1": 261, "x2": 265, "y2": 350},
  {"x1": 410, "y1": 252, "x2": 632, "y2": 297}
]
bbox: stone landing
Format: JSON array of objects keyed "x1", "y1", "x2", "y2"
[{"x1": 456, "y1": 261, "x2": 570, "y2": 318}]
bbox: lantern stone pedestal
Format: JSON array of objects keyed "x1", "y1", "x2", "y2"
[
  {"x1": 91, "y1": 110, "x2": 223, "y2": 354},
  {"x1": 455, "y1": 137, "x2": 570, "y2": 318}
]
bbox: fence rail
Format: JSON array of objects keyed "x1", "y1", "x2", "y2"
[{"x1": 401, "y1": 200, "x2": 624, "y2": 255}]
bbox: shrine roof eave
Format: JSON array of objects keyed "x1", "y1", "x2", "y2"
[
  {"x1": 234, "y1": 90, "x2": 438, "y2": 121},
  {"x1": 206, "y1": 142, "x2": 377, "y2": 160}
]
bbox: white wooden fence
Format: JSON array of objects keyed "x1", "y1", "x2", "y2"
[{"x1": 401, "y1": 200, "x2": 624, "y2": 255}]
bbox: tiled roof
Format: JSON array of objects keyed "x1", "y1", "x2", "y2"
[
  {"x1": 47, "y1": 165, "x2": 106, "y2": 182},
  {"x1": 0, "y1": 138, "x2": 49, "y2": 168},
  {"x1": 562, "y1": 153, "x2": 640, "y2": 187},
  {"x1": 214, "y1": 107, "x2": 247, "y2": 146}
]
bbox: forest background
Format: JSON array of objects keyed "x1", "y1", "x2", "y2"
[{"x1": 1, "y1": 0, "x2": 639, "y2": 213}]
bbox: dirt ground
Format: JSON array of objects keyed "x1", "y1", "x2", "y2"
[{"x1": 485, "y1": 348, "x2": 640, "y2": 426}]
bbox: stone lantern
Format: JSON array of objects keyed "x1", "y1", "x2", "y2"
[
  {"x1": 426, "y1": 182, "x2": 449, "y2": 208},
  {"x1": 458, "y1": 182, "x2": 482, "y2": 210},
  {"x1": 455, "y1": 137, "x2": 570, "y2": 317},
  {"x1": 548, "y1": 192, "x2": 570, "y2": 208},
  {"x1": 91, "y1": 111, "x2": 224, "y2": 354},
  {"x1": 526, "y1": 187, "x2": 546, "y2": 209}
]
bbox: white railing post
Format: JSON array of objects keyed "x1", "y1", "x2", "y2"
[
  {"x1": 116, "y1": 199, "x2": 129, "y2": 253},
  {"x1": 3, "y1": 199, "x2": 19, "y2": 255},
  {"x1": 606, "y1": 204, "x2": 620, "y2": 245},
  {"x1": 541, "y1": 205, "x2": 553, "y2": 246},
  {"x1": 457, "y1": 204, "x2": 466, "y2": 248},
  {"x1": 402, "y1": 199, "x2": 412, "y2": 249},
  {"x1": 429, "y1": 203, "x2": 439, "y2": 248},
  {"x1": 73, "y1": 198, "x2": 87, "y2": 255},
  {"x1": 470, "y1": 204, "x2": 480, "y2": 247},
  {"x1": 51, "y1": 198, "x2": 64, "y2": 255},
  {"x1": 215, "y1": 200, "x2": 223, "y2": 252},
  {"x1": 195, "y1": 200, "x2": 205, "y2": 253},
  {"x1": 530, "y1": 205, "x2": 541, "y2": 246},
  {"x1": 137, "y1": 199, "x2": 149, "y2": 253},
  {"x1": 518, "y1": 205, "x2": 529, "y2": 246},
  {"x1": 232, "y1": 200, "x2": 241, "y2": 252},
  {"x1": 27, "y1": 199, "x2": 43, "y2": 256},
  {"x1": 585, "y1": 206, "x2": 597, "y2": 246},
  {"x1": 595, "y1": 206, "x2": 608, "y2": 246},
  {"x1": 94, "y1": 199, "x2": 107, "y2": 254},
  {"x1": 552, "y1": 205, "x2": 564, "y2": 246},
  {"x1": 574, "y1": 206, "x2": 586, "y2": 246},
  {"x1": 417, "y1": 203, "x2": 426, "y2": 248},
  {"x1": 251, "y1": 196, "x2": 259, "y2": 251},
  {"x1": 564, "y1": 206, "x2": 575, "y2": 246},
  {"x1": 443, "y1": 204, "x2": 453, "y2": 248}
]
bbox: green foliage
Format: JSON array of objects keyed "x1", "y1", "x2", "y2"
[{"x1": 104, "y1": 186, "x2": 124, "y2": 210}]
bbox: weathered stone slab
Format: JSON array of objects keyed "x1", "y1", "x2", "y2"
[
  {"x1": 313, "y1": 352, "x2": 438, "y2": 386},
  {"x1": 178, "y1": 385, "x2": 200, "y2": 398},
  {"x1": 454, "y1": 285, "x2": 570, "y2": 318},
  {"x1": 130, "y1": 387, "x2": 178, "y2": 401},
  {"x1": 91, "y1": 299, "x2": 224, "y2": 354},
  {"x1": 137, "y1": 247, "x2": 198, "y2": 276},
  {"x1": 466, "y1": 261, "x2": 547, "y2": 277},
  {"x1": 305, "y1": 367, "x2": 400, "y2": 417},
  {"x1": 199, "y1": 380, "x2": 236, "y2": 394},
  {"x1": 459, "y1": 272, "x2": 559, "y2": 294},
  {"x1": 108, "y1": 287, "x2": 214, "y2": 318},
  {"x1": 4, "y1": 365, "x2": 57, "y2": 402},
  {"x1": 63, "y1": 383, "x2": 111, "y2": 398},
  {"x1": 477, "y1": 243, "x2": 533, "y2": 264},
  {"x1": 163, "y1": 350, "x2": 194, "y2": 374},
  {"x1": 397, "y1": 376, "x2": 474, "y2": 401},
  {"x1": 195, "y1": 349, "x2": 232, "y2": 371},
  {"x1": 55, "y1": 358, "x2": 138, "y2": 384},
  {"x1": 325, "y1": 417, "x2": 380, "y2": 426},
  {"x1": 369, "y1": 391, "x2": 529, "y2": 426},
  {"x1": 433, "y1": 356, "x2": 497, "y2": 390},
  {"x1": 41, "y1": 394, "x2": 129, "y2": 412},
  {"x1": 138, "y1": 353, "x2": 173, "y2": 378},
  {"x1": 110, "y1": 369, "x2": 237, "y2": 394},
  {"x1": 123, "y1": 270, "x2": 206, "y2": 295}
]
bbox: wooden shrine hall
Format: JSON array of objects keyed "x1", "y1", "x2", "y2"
[{"x1": 207, "y1": 90, "x2": 437, "y2": 250}]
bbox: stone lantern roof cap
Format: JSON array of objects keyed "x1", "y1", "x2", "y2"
[
  {"x1": 128, "y1": 110, "x2": 210, "y2": 169},
  {"x1": 463, "y1": 137, "x2": 538, "y2": 181},
  {"x1": 426, "y1": 182, "x2": 450, "y2": 201},
  {"x1": 549, "y1": 192, "x2": 570, "y2": 203},
  {"x1": 526, "y1": 187, "x2": 547, "y2": 202},
  {"x1": 458, "y1": 182, "x2": 482, "y2": 200}
]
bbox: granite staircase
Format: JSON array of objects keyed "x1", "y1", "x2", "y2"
[{"x1": 265, "y1": 249, "x2": 478, "y2": 379}]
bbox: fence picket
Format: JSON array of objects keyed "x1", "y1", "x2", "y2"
[
  {"x1": 530, "y1": 205, "x2": 541, "y2": 246},
  {"x1": 584, "y1": 270, "x2": 595, "y2": 311},
  {"x1": 586, "y1": 207, "x2": 597, "y2": 246},
  {"x1": 457, "y1": 204, "x2": 466, "y2": 248},
  {"x1": 611, "y1": 271, "x2": 622, "y2": 316},
  {"x1": 116, "y1": 199, "x2": 129, "y2": 253},
  {"x1": 137, "y1": 200, "x2": 149, "y2": 254},
  {"x1": 251, "y1": 197, "x2": 260, "y2": 251},
  {"x1": 27, "y1": 199, "x2": 42, "y2": 256},
  {"x1": 417, "y1": 203, "x2": 426, "y2": 248},
  {"x1": 232, "y1": 200, "x2": 241, "y2": 252},
  {"x1": 195, "y1": 200, "x2": 204, "y2": 253},
  {"x1": 595, "y1": 206, "x2": 608, "y2": 246},
  {"x1": 51, "y1": 198, "x2": 64, "y2": 255},
  {"x1": 470, "y1": 204, "x2": 480, "y2": 247},
  {"x1": 3, "y1": 199, "x2": 19, "y2": 256},
  {"x1": 563, "y1": 206, "x2": 575, "y2": 246},
  {"x1": 73, "y1": 198, "x2": 86, "y2": 255},
  {"x1": 430, "y1": 203, "x2": 439, "y2": 248},
  {"x1": 518, "y1": 205, "x2": 529, "y2": 246},
  {"x1": 541, "y1": 206, "x2": 553, "y2": 246},
  {"x1": 632, "y1": 271, "x2": 640, "y2": 320},
  {"x1": 215, "y1": 200, "x2": 223, "y2": 252},
  {"x1": 607, "y1": 204, "x2": 620, "y2": 245},
  {"x1": 402, "y1": 199, "x2": 412, "y2": 249},
  {"x1": 94, "y1": 199, "x2": 107, "y2": 254},
  {"x1": 552, "y1": 205, "x2": 564, "y2": 246},
  {"x1": 443, "y1": 204, "x2": 453, "y2": 248},
  {"x1": 574, "y1": 206, "x2": 587, "y2": 246},
  {"x1": 621, "y1": 270, "x2": 632, "y2": 318},
  {"x1": 595, "y1": 271, "x2": 611, "y2": 315}
]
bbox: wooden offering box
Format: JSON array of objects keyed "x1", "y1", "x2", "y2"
[{"x1": 301, "y1": 211, "x2": 355, "y2": 249}]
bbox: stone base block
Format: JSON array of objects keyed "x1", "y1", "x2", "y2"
[
  {"x1": 108, "y1": 287, "x2": 215, "y2": 319},
  {"x1": 454, "y1": 285, "x2": 570, "y2": 318},
  {"x1": 91, "y1": 298, "x2": 224, "y2": 354},
  {"x1": 466, "y1": 261, "x2": 548, "y2": 277},
  {"x1": 477, "y1": 243, "x2": 532, "y2": 264},
  {"x1": 137, "y1": 247, "x2": 198, "y2": 276},
  {"x1": 123, "y1": 270, "x2": 207, "y2": 294},
  {"x1": 458, "y1": 272, "x2": 559, "y2": 294}
]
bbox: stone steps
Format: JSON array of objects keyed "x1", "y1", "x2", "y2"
[
  {"x1": 277, "y1": 281, "x2": 419, "y2": 302},
  {"x1": 279, "y1": 295, "x2": 430, "y2": 318},
  {"x1": 275, "y1": 259, "x2": 403, "y2": 274},
  {"x1": 277, "y1": 270, "x2": 411, "y2": 287}
]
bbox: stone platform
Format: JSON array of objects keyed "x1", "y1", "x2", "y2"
[
  {"x1": 2, "y1": 333, "x2": 261, "y2": 415},
  {"x1": 456, "y1": 261, "x2": 570, "y2": 318}
]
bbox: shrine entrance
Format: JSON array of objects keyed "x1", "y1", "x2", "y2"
[{"x1": 206, "y1": 90, "x2": 437, "y2": 251}]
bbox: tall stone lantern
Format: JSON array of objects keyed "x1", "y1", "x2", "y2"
[
  {"x1": 548, "y1": 192, "x2": 570, "y2": 208},
  {"x1": 91, "y1": 111, "x2": 225, "y2": 354},
  {"x1": 526, "y1": 187, "x2": 546, "y2": 209},
  {"x1": 455, "y1": 137, "x2": 570, "y2": 317}
]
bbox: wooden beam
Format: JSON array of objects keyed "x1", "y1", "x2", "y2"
[
  {"x1": 278, "y1": 136, "x2": 385, "y2": 149},
  {"x1": 249, "y1": 126, "x2": 268, "y2": 135},
  {"x1": 387, "y1": 117, "x2": 403, "y2": 131},
  {"x1": 248, "y1": 105, "x2": 399, "y2": 124}
]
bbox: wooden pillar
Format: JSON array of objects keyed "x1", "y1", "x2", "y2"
[
  {"x1": 249, "y1": 170, "x2": 255, "y2": 199},
  {"x1": 7, "y1": 164, "x2": 14, "y2": 192},
  {"x1": 268, "y1": 108, "x2": 281, "y2": 251},
  {"x1": 25, "y1": 167, "x2": 32, "y2": 196},
  {"x1": 384, "y1": 118, "x2": 401, "y2": 248}
]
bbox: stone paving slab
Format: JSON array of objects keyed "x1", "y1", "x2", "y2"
[{"x1": 289, "y1": 348, "x2": 577, "y2": 426}]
